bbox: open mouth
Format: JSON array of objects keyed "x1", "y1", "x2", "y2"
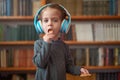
[{"x1": 48, "y1": 29, "x2": 53, "y2": 33}]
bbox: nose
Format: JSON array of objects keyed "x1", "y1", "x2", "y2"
[{"x1": 48, "y1": 20, "x2": 52, "y2": 26}]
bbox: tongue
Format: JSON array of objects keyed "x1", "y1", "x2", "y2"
[{"x1": 48, "y1": 29, "x2": 53, "y2": 33}]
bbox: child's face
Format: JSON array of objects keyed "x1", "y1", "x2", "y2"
[{"x1": 41, "y1": 7, "x2": 62, "y2": 35}]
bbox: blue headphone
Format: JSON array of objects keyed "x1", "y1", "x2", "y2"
[{"x1": 34, "y1": 3, "x2": 71, "y2": 34}]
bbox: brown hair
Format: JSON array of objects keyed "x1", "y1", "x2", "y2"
[{"x1": 39, "y1": 3, "x2": 67, "y2": 21}]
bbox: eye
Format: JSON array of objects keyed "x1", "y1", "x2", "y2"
[
  {"x1": 43, "y1": 19, "x2": 48, "y2": 23},
  {"x1": 53, "y1": 18, "x2": 59, "y2": 22}
]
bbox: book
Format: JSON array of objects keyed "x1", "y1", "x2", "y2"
[
  {"x1": 0, "y1": 24, "x2": 3, "y2": 41},
  {"x1": 32, "y1": 0, "x2": 41, "y2": 16},
  {"x1": 13, "y1": 0, "x2": 18, "y2": 16},
  {"x1": 114, "y1": 48, "x2": 119, "y2": 66},
  {"x1": 75, "y1": 0, "x2": 83, "y2": 16},
  {"x1": 98, "y1": 47, "x2": 104, "y2": 66},
  {"x1": 89, "y1": 48, "x2": 98, "y2": 66},
  {"x1": 27, "y1": 49, "x2": 34, "y2": 67},
  {"x1": 75, "y1": 23, "x2": 93, "y2": 41},
  {"x1": 86, "y1": 48, "x2": 89, "y2": 66},
  {"x1": 75, "y1": 48, "x2": 86, "y2": 66},
  {"x1": 94, "y1": 23, "x2": 104, "y2": 41}
]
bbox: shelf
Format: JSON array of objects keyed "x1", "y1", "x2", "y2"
[
  {"x1": 72, "y1": 16, "x2": 120, "y2": 21},
  {"x1": 0, "y1": 67, "x2": 36, "y2": 72},
  {"x1": 0, "y1": 16, "x2": 33, "y2": 22},
  {"x1": 0, "y1": 16, "x2": 120, "y2": 22},
  {"x1": 0, "y1": 66, "x2": 120, "y2": 72},
  {"x1": 1, "y1": 41, "x2": 120, "y2": 46},
  {"x1": 85, "y1": 66, "x2": 120, "y2": 70},
  {"x1": 0, "y1": 41, "x2": 34, "y2": 46},
  {"x1": 86, "y1": 66, "x2": 120, "y2": 73},
  {"x1": 65, "y1": 41, "x2": 120, "y2": 45}
]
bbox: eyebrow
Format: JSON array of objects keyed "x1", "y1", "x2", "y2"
[{"x1": 42, "y1": 17, "x2": 60, "y2": 20}]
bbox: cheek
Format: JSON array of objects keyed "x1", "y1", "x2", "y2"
[
  {"x1": 54, "y1": 24, "x2": 61, "y2": 32},
  {"x1": 41, "y1": 23, "x2": 48, "y2": 33}
]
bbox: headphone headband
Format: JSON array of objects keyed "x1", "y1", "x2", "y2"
[{"x1": 34, "y1": 3, "x2": 71, "y2": 34}]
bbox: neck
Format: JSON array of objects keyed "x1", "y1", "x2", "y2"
[{"x1": 53, "y1": 33, "x2": 61, "y2": 41}]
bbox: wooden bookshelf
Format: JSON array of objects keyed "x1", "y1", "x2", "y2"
[
  {"x1": 72, "y1": 16, "x2": 120, "y2": 21},
  {"x1": 0, "y1": 67, "x2": 36, "y2": 72},
  {"x1": 1, "y1": 66, "x2": 120, "y2": 72},
  {"x1": 0, "y1": 0, "x2": 120, "y2": 80},
  {"x1": 0, "y1": 41, "x2": 34, "y2": 46},
  {"x1": 65, "y1": 41, "x2": 120, "y2": 45},
  {"x1": 85, "y1": 66, "x2": 120, "y2": 70},
  {"x1": 1, "y1": 41, "x2": 120, "y2": 46},
  {"x1": 0, "y1": 16, "x2": 33, "y2": 22},
  {"x1": 0, "y1": 16, "x2": 120, "y2": 22}
]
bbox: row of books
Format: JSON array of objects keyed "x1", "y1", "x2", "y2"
[
  {"x1": 0, "y1": 46, "x2": 120, "y2": 68},
  {"x1": 0, "y1": 22, "x2": 120, "y2": 42},
  {"x1": 70, "y1": 47, "x2": 120, "y2": 66},
  {"x1": 0, "y1": 48, "x2": 34, "y2": 68},
  {"x1": 71, "y1": 22, "x2": 120, "y2": 41},
  {"x1": 0, "y1": 0, "x2": 41, "y2": 16},
  {"x1": 0, "y1": 72, "x2": 120, "y2": 80},
  {"x1": 95, "y1": 72, "x2": 120, "y2": 80},
  {"x1": 0, "y1": 24, "x2": 39, "y2": 41},
  {"x1": 82, "y1": 0, "x2": 118, "y2": 16},
  {"x1": 47, "y1": 0, "x2": 120, "y2": 16},
  {"x1": 0, "y1": 73, "x2": 34, "y2": 80},
  {"x1": 0, "y1": 0, "x2": 120, "y2": 16}
]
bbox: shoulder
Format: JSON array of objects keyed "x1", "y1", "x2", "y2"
[
  {"x1": 34, "y1": 38, "x2": 52, "y2": 47},
  {"x1": 34, "y1": 38, "x2": 43, "y2": 46}
]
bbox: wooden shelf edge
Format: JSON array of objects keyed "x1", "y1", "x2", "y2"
[
  {"x1": 0, "y1": 16, "x2": 120, "y2": 22},
  {"x1": 85, "y1": 66, "x2": 120, "y2": 70},
  {"x1": 1, "y1": 41, "x2": 120, "y2": 45},
  {"x1": 72, "y1": 16, "x2": 120, "y2": 20},
  {"x1": 0, "y1": 16, "x2": 33, "y2": 22},
  {"x1": 65, "y1": 41, "x2": 120, "y2": 45},
  {"x1": 0, "y1": 67, "x2": 36, "y2": 72},
  {"x1": 0, "y1": 66, "x2": 120, "y2": 72},
  {"x1": 0, "y1": 41, "x2": 34, "y2": 45}
]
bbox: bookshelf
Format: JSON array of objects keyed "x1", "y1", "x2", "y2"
[
  {"x1": 0, "y1": 15, "x2": 120, "y2": 21},
  {"x1": 0, "y1": 16, "x2": 33, "y2": 22},
  {"x1": 0, "y1": 67, "x2": 36, "y2": 72},
  {"x1": 0, "y1": 65, "x2": 120, "y2": 72},
  {"x1": 0, "y1": 0, "x2": 120, "y2": 80},
  {"x1": 72, "y1": 16, "x2": 120, "y2": 21}
]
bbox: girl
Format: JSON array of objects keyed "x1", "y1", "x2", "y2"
[{"x1": 33, "y1": 3, "x2": 90, "y2": 80}]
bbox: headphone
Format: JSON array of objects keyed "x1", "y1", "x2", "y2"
[{"x1": 34, "y1": 3, "x2": 71, "y2": 34}]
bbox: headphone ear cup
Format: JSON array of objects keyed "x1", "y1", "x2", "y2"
[
  {"x1": 36, "y1": 20, "x2": 44, "y2": 34},
  {"x1": 61, "y1": 19, "x2": 70, "y2": 33}
]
